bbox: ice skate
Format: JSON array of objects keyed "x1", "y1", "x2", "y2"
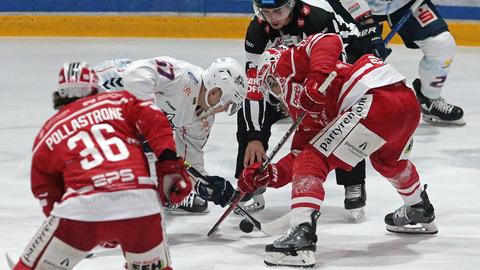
[
  {"x1": 264, "y1": 211, "x2": 320, "y2": 267},
  {"x1": 413, "y1": 79, "x2": 465, "y2": 126},
  {"x1": 385, "y1": 185, "x2": 438, "y2": 234},
  {"x1": 235, "y1": 187, "x2": 266, "y2": 214},
  {"x1": 164, "y1": 191, "x2": 209, "y2": 214},
  {"x1": 344, "y1": 183, "x2": 366, "y2": 220}
]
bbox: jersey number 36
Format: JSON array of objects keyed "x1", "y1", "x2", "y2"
[{"x1": 67, "y1": 123, "x2": 130, "y2": 170}]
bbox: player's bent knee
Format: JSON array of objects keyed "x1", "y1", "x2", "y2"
[
  {"x1": 418, "y1": 31, "x2": 456, "y2": 61},
  {"x1": 125, "y1": 242, "x2": 171, "y2": 270}
]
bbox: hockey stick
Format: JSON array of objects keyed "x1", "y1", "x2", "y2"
[
  {"x1": 207, "y1": 108, "x2": 306, "y2": 236},
  {"x1": 235, "y1": 205, "x2": 291, "y2": 236},
  {"x1": 383, "y1": 0, "x2": 424, "y2": 44},
  {"x1": 207, "y1": 72, "x2": 338, "y2": 237}
]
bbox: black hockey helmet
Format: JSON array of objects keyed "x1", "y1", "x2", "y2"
[{"x1": 253, "y1": 0, "x2": 295, "y2": 9}]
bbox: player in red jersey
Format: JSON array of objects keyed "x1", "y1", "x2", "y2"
[
  {"x1": 237, "y1": 33, "x2": 437, "y2": 267},
  {"x1": 13, "y1": 62, "x2": 191, "y2": 270}
]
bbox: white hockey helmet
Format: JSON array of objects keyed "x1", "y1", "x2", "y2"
[
  {"x1": 57, "y1": 61, "x2": 99, "y2": 98},
  {"x1": 201, "y1": 57, "x2": 247, "y2": 115},
  {"x1": 257, "y1": 47, "x2": 287, "y2": 104}
]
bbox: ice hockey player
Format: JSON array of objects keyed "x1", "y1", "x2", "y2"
[
  {"x1": 94, "y1": 57, "x2": 247, "y2": 213},
  {"x1": 237, "y1": 33, "x2": 438, "y2": 267},
  {"x1": 236, "y1": 0, "x2": 392, "y2": 218},
  {"x1": 13, "y1": 62, "x2": 191, "y2": 270},
  {"x1": 339, "y1": 0, "x2": 464, "y2": 125}
]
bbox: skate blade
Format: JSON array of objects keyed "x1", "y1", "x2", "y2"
[
  {"x1": 264, "y1": 250, "x2": 315, "y2": 268},
  {"x1": 347, "y1": 207, "x2": 365, "y2": 221},
  {"x1": 386, "y1": 221, "x2": 438, "y2": 234},
  {"x1": 422, "y1": 115, "x2": 466, "y2": 126}
]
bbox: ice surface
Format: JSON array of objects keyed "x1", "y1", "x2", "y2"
[{"x1": 0, "y1": 37, "x2": 479, "y2": 269}]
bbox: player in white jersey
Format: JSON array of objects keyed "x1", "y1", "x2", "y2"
[
  {"x1": 94, "y1": 57, "x2": 247, "y2": 213},
  {"x1": 340, "y1": 0, "x2": 465, "y2": 125}
]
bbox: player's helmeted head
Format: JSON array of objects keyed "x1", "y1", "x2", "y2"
[
  {"x1": 53, "y1": 62, "x2": 99, "y2": 109},
  {"x1": 257, "y1": 47, "x2": 287, "y2": 105},
  {"x1": 253, "y1": 0, "x2": 295, "y2": 25},
  {"x1": 201, "y1": 57, "x2": 247, "y2": 115}
]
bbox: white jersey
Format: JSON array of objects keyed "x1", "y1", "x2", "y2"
[
  {"x1": 340, "y1": 0, "x2": 412, "y2": 17},
  {"x1": 94, "y1": 57, "x2": 212, "y2": 175},
  {"x1": 366, "y1": 0, "x2": 412, "y2": 15},
  {"x1": 94, "y1": 58, "x2": 131, "y2": 92},
  {"x1": 121, "y1": 57, "x2": 204, "y2": 129}
]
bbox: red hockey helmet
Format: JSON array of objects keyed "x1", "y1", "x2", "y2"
[
  {"x1": 256, "y1": 46, "x2": 287, "y2": 104},
  {"x1": 57, "y1": 62, "x2": 99, "y2": 98}
]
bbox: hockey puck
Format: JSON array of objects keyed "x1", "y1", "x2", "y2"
[{"x1": 239, "y1": 219, "x2": 254, "y2": 233}]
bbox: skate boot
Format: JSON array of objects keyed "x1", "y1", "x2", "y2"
[
  {"x1": 235, "y1": 187, "x2": 266, "y2": 214},
  {"x1": 164, "y1": 191, "x2": 209, "y2": 214},
  {"x1": 344, "y1": 183, "x2": 366, "y2": 220},
  {"x1": 385, "y1": 184, "x2": 438, "y2": 234},
  {"x1": 264, "y1": 211, "x2": 321, "y2": 267},
  {"x1": 413, "y1": 79, "x2": 465, "y2": 126}
]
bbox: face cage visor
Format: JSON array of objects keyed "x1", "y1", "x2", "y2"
[{"x1": 259, "y1": 74, "x2": 284, "y2": 106}]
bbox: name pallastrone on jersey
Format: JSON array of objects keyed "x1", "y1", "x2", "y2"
[{"x1": 44, "y1": 107, "x2": 124, "y2": 150}]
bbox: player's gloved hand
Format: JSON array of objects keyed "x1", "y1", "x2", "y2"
[
  {"x1": 195, "y1": 176, "x2": 235, "y2": 207},
  {"x1": 156, "y1": 154, "x2": 192, "y2": 204},
  {"x1": 358, "y1": 23, "x2": 392, "y2": 60},
  {"x1": 299, "y1": 76, "x2": 327, "y2": 113},
  {"x1": 238, "y1": 162, "x2": 277, "y2": 194}
]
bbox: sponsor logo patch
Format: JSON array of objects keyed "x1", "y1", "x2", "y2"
[
  {"x1": 414, "y1": 4, "x2": 438, "y2": 27},
  {"x1": 350, "y1": 94, "x2": 373, "y2": 118},
  {"x1": 289, "y1": 82, "x2": 303, "y2": 108},
  {"x1": 332, "y1": 123, "x2": 386, "y2": 167},
  {"x1": 310, "y1": 111, "x2": 361, "y2": 156}
]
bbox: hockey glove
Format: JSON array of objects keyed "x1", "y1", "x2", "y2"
[
  {"x1": 299, "y1": 75, "x2": 327, "y2": 114},
  {"x1": 358, "y1": 23, "x2": 392, "y2": 60},
  {"x1": 195, "y1": 176, "x2": 235, "y2": 207},
  {"x1": 238, "y1": 162, "x2": 278, "y2": 194},
  {"x1": 156, "y1": 156, "x2": 192, "y2": 205}
]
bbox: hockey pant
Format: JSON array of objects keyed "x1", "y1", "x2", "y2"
[
  {"x1": 14, "y1": 214, "x2": 172, "y2": 270},
  {"x1": 374, "y1": 0, "x2": 455, "y2": 98},
  {"x1": 235, "y1": 99, "x2": 365, "y2": 186},
  {"x1": 270, "y1": 83, "x2": 424, "y2": 224}
]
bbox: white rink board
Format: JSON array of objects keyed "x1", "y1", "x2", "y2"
[{"x1": 0, "y1": 38, "x2": 479, "y2": 270}]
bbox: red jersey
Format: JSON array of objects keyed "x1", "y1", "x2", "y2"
[
  {"x1": 274, "y1": 33, "x2": 405, "y2": 143},
  {"x1": 31, "y1": 91, "x2": 176, "y2": 221}
]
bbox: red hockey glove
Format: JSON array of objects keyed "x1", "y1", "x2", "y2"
[
  {"x1": 299, "y1": 76, "x2": 327, "y2": 113},
  {"x1": 156, "y1": 158, "x2": 192, "y2": 204},
  {"x1": 237, "y1": 162, "x2": 278, "y2": 194}
]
